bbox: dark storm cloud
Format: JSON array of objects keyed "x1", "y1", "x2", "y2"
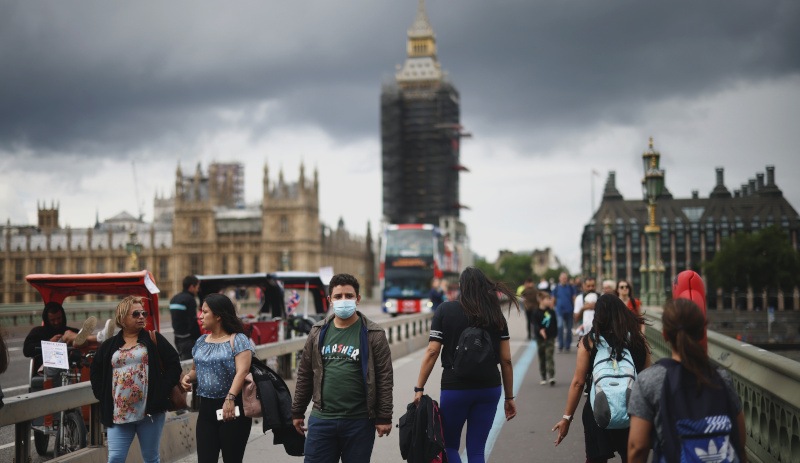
[{"x1": 0, "y1": 0, "x2": 797, "y2": 156}]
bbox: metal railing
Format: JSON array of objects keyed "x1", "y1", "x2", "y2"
[
  {"x1": 643, "y1": 307, "x2": 800, "y2": 463},
  {"x1": 0, "y1": 311, "x2": 434, "y2": 462}
]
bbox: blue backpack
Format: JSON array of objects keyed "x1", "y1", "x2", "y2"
[
  {"x1": 589, "y1": 335, "x2": 637, "y2": 429},
  {"x1": 655, "y1": 358, "x2": 741, "y2": 463}
]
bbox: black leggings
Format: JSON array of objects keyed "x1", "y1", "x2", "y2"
[{"x1": 196, "y1": 396, "x2": 252, "y2": 463}]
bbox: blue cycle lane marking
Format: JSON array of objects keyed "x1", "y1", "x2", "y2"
[{"x1": 460, "y1": 340, "x2": 538, "y2": 462}]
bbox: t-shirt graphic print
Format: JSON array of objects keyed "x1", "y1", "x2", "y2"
[{"x1": 313, "y1": 318, "x2": 368, "y2": 419}]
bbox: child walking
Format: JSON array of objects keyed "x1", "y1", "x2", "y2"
[{"x1": 533, "y1": 291, "x2": 558, "y2": 385}]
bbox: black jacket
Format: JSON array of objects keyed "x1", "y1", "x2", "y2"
[
  {"x1": 250, "y1": 357, "x2": 305, "y2": 456},
  {"x1": 169, "y1": 291, "x2": 201, "y2": 339},
  {"x1": 398, "y1": 395, "x2": 447, "y2": 463},
  {"x1": 90, "y1": 330, "x2": 181, "y2": 427}
]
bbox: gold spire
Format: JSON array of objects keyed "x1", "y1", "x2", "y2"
[
  {"x1": 397, "y1": 0, "x2": 442, "y2": 85},
  {"x1": 649, "y1": 136, "x2": 654, "y2": 149}
]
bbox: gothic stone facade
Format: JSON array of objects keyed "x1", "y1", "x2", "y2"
[{"x1": 0, "y1": 163, "x2": 375, "y2": 304}]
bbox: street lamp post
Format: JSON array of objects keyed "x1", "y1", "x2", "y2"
[
  {"x1": 125, "y1": 230, "x2": 143, "y2": 272},
  {"x1": 603, "y1": 216, "x2": 612, "y2": 281},
  {"x1": 641, "y1": 138, "x2": 666, "y2": 306}
]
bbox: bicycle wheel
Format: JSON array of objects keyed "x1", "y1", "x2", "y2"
[
  {"x1": 55, "y1": 410, "x2": 87, "y2": 456},
  {"x1": 33, "y1": 429, "x2": 50, "y2": 456}
]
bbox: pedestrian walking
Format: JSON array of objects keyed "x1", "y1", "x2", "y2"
[
  {"x1": 413, "y1": 267, "x2": 519, "y2": 463},
  {"x1": 533, "y1": 291, "x2": 558, "y2": 385},
  {"x1": 180, "y1": 293, "x2": 255, "y2": 463},
  {"x1": 90, "y1": 296, "x2": 182, "y2": 463},
  {"x1": 615, "y1": 279, "x2": 641, "y2": 316},
  {"x1": 627, "y1": 298, "x2": 746, "y2": 462},
  {"x1": 552, "y1": 294, "x2": 650, "y2": 463},
  {"x1": 291, "y1": 273, "x2": 394, "y2": 463},
  {"x1": 170, "y1": 275, "x2": 201, "y2": 360},
  {"x1": 551, "y1": 272, "x2": 577, "y2": 352}
]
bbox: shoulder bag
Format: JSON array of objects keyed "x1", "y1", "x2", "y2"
[{"x1": 149, "y1": 330, "x2": 188, "y2": 411}]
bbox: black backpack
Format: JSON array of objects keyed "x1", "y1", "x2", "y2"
[
  {"x1": 655, "y1": 358, "x2": 741, "y2": 463},
  {"x1": 452, "y1": 326, "x2": 496, "y2": 379},
  {"x1": 398, "y1": 395, "x2": 447, "y2": 463}
]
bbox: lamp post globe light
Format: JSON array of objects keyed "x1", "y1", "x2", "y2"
[
  {"x1": 641, "y1": 138, "x2": 666, "y2": 306},
  {"x1": 126, "y1": 230, "x2": 143, "y2": 272}
]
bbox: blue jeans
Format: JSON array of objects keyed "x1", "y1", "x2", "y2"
[
  {"x1": 439, "y1": 386, "x2": 502, "y2": 463},
  {"x1": 304, "y1": 415, "x2": 375, "y2": 463},
  {"x1": 107, "y1": 413, "x2": 166, "y2": 463},
  {"x1": 557, "y1": 313, "x2": 573, "y2": 351}
]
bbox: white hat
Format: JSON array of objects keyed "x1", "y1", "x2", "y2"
[{"x1": 584, "y1": 293, "x2": 598, "y2": 304}]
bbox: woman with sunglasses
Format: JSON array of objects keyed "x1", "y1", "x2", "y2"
[
  {"x1": 615, "y1": 280, "x2": 641, "y2": 316},
  {"x1": 91, "y1": 296, "x2": 181, "y2": 463}
]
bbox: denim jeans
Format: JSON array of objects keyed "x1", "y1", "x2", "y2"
[
  {"x1": 303, "y1": 415, "x2": 376, "y2": 463},
  {"x1": 107, "y1": 413, "x2": 166, "y2": 463},
  {"x1": 557, "y1": 313, "x2": 573, "y2": 351}
]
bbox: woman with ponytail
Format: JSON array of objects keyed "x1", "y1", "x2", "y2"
[
  {"x1": 412, "y1": 267, "x2": 520, "y2": 463},
  {"x1": 627, "y1": 298, "x2": 746, "y2": 462}
]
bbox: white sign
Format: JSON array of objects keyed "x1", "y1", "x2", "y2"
[
  {"x1": 41, "y1": 341, "x2": 69, "y2": 370},
  {"x1": 318, "y1": 266, "x2": 334, "y2": 285}
]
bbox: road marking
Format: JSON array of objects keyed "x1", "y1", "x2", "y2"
[
  {"x1": 460, "y1": 339, "x2": 538, "y2": 462},
  {"x1": 7, "y1": 347, "x2": 21, "y2": 352}
]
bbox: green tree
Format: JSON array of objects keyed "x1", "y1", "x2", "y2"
[
  {"x1": 704, "y1": 226, "x2": 800, "y2": 296},
  {"x1": 495, "y1": 253, "x2": 534, "y2": 289},
  {"x1": 474, "y1": 258, "x2": 502, "y2": 282}
]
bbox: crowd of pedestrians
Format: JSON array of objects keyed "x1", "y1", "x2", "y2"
[{"x1": 10, "y1": 268, "x2": 746, "y2": 463}]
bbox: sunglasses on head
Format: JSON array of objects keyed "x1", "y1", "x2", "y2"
[{"x1": 131, "y1": 310, "x2": 149, "y2": 318}]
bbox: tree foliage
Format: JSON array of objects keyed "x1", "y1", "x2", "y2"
[
  {"x1": 475, "y1": 254, "x2": 533, "y2": 289},
  {"x1": 704, "y1": 226, "x2": 800, "y2": 294}
]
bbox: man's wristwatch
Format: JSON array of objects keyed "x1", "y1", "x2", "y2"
[
  {"x1": 414, "y1": 386, "x2": 424, "y2": 392},
  {"x1": 562, "y1": 414, "x2": 573, "y2": 422}
]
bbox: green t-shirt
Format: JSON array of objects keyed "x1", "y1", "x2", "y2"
[{"x1": 311, "y1": 318, "x2": 368, "y2": 419}]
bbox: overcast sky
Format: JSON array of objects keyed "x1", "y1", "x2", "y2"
[{"x1": 1, "y1": 0, "x2": 799, "y2": 273}]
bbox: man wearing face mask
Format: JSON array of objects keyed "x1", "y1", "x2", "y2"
[{"x1": 292, "y1": 273, "x2": 394, "y2": 463}]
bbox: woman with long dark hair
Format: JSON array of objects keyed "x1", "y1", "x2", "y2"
[
  {"x1": 627, "y1": 298, "x2": 746, "y2": 462},
  {"x1": 180, "y1": 293, "x2": 254, "y2": 463},
  {"x1": 552, "y1": 294, "x2": 650, "y2": 463},
  {"x1": 615, "y1": 279, "x2": 641, "y2": 316},
  {"x1": 412, "y1": 267, "x2": 520, "y2": 463}
]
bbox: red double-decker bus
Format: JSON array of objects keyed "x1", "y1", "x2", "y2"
[{"x1": 380, "y1": 224, "x2": 459, "y2": 316}]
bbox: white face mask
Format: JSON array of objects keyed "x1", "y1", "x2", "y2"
[{"x1": 332, "y1": 299, "x2": 357, "y2": 319}]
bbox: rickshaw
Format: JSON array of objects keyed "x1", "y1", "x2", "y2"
[
  {"x1": 25, "y1": 270, "x2": 161, "y2": 456},
  {"x1": 196, "y1": 272, "x2": 328, "y2": 344}
]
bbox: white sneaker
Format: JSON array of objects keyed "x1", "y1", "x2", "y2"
[
  {"x1": 73, "y1": 316, "x2": 97, "y2": 346},
  {"x1": 540, "y1": 379, "x2": 548, "y2": 385},
  {"x1": 549, "y1": 378, "x2": 556, "y2": 386},
  {"x1": 97, "y1": 319, "x2": 116, "y2": 342}
]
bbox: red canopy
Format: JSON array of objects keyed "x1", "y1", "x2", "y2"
[{"x1": 26, "y1": 270, "x2": 161, "y2": 331}]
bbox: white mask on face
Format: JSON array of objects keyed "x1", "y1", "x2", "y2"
[{"x1": 332, "y1": 299, "x2": 357, "y2": 319}]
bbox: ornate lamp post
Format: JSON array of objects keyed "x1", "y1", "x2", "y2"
[
  {"x1": 641, "y1": 138, "x2": 666, "y2": 306},
  {"x1": 603, "y1": 216, "x2": 613, "y2": 280},
  {"x1": 125, "y1": 230, "x2": 143, "y2": 271}
]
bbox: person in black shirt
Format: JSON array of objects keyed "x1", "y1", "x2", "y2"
[
  {"x1": 533, "y1": 291, "x2": 558, "y2": 385},
  {"x1": 412, "y1": 267, "x2": 520, "y2": 463},
  {"x1": 170, "y1": 275, "x2": 201, "y2": 360}
]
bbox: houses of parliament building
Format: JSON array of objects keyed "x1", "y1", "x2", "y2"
[{"x1": 0, "y1": 162, "x2": 375, "y2": 304}]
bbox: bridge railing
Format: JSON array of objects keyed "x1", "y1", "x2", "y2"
[
  {"x1": 0, "y1": 311, "x2": 434, "y2": 462},
  {"x1": 644, "y1": 307, "x2": 800, "y2": 463}
]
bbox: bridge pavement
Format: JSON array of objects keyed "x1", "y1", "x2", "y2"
[{"x1": 174, "y1": 308, "x2": 593, "y2": 463}]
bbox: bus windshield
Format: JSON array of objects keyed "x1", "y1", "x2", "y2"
[
  {"x1": 385, "y1": 229, "x2": 434, "y2": 257},
  {"x1": 383, "y1": 268, "x2": 432, "y2": 299}
]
